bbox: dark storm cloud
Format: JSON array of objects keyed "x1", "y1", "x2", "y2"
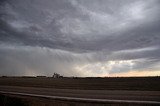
[
  {"x1": 0, "y1": 0, "x2": 160, "y2": 52},
  {"x1": 0, "y1": 0, "x2": 160, "y2": 76}
]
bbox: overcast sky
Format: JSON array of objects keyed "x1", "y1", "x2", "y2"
[{"x1": 0, "y1": 0, "x2": 160, "y2": 77}]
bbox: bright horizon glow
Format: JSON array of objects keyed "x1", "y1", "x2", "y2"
[{"x1": 109, "y1": 70, "x2": 160, "y2": 77}]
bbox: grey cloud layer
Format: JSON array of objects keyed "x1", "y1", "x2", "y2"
[
  {"x1": 0, "y1": 45, "x2": 93, "y2": 76},
  {"x1": 0, "y1": 0, "x2": 160, "y2": 76}
]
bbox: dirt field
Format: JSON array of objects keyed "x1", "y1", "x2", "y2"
[
  {"x1": 0, "y1": 77, "x2": 160, "y2": 91},
  {"x1": 0, "y1": 77, "x2": 160, "y2": 106},
  {"x1": 0, "y1": 85, "x2": 160, "y2": 106},
  {"x1": 1, "y1": 93, "x2": 155, "y2": 106},
  {"x1": 0, "y1": 86, "x2": 160, "y2": 101}
]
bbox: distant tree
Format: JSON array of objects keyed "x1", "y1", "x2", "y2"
[
  {"x1": 2, "y1": 76, "x2": 7, "y2": 78},
  {"x1": 36, "y1": 76, "x2": 46, "y2": 78}
]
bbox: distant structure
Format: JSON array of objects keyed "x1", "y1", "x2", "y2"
[{"x1": 52, "y1": 73, "x2": 63, "y2": 78}]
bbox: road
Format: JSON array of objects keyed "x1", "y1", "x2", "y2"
[{"x1": 0, "y1": 86, "x2": 160, "y2": 104}]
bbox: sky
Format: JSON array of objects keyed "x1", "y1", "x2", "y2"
[{"x1": 0, "y1": 0, "x2": 160, "y2": 77}]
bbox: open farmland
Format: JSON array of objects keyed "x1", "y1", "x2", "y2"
[
  {"x1": 0, "y1": 77, "x2": 160, "y2": 106},
  {"x1": 0, "y1": 77, "x2": 160, "y2": 91}
]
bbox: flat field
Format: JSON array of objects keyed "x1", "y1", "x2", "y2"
[
  {"x1": 0, "y1": 77, "x2": 160, "y2": 106},
  {"x1": 0, "y1": 77, "x2": 159, "y2": 91}
]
